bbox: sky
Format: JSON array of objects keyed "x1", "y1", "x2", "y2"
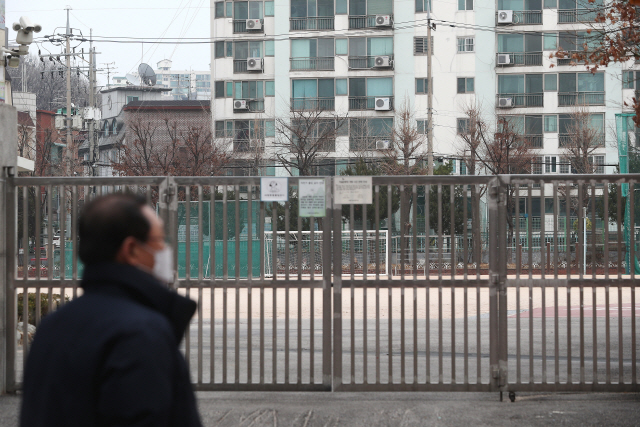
[{"x1": 6, "y1": 0, "x2": 211, "y2": 88}]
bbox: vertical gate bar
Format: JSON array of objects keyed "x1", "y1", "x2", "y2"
[
  {"x1": 71, "y1": 186, "x2": 78, "y2": 297},
  {"x1": 464, "y1": 283, "x2": 468, "y2": 384},
  {"x1": 567, "y1": 284, "x2": 572, "y2": 383},
  {"x1": 488, "y1": 179, "x2": 499, "y2": 391},
  {"x1": 20, "y1": 185, "x2": 28, "y2": 372},
  {"x1": 554, "y1": 271, "x2": 559, "y2": 384},
  {"x1": 438, "y1": 184, "x2": 443, "y2": 384},
  {"x1": 425, "y1": 184, "x2": 430, "y2": 383},
  {"x1": 580, "y1": 284, "x2": 585, "y2": 383},
  {"x1": 209, "y1": 185, "x2": 215, "y2": 384},
  {"x1": 310, "y1": 216, "x2": 315, "y2": 383},
  {"x1": 349, "y1": 204, "x2": 355, "y2": 384},
  {"x1": 234, "y1": 187, "x2": 240, "y2": 384},
  {"x1": 363, "y1": 204, "x2": 368, "y2": 384},
  {"x1": 498, "y1": 179, "x2": 508, "y2": 391},
  {"x1": 35, "y1": 184, "x2": 41, "y2": 288},
  {"x1": 260, "y1": 199, "x2": 265, "y2": 384},
  {"x1": 400, "y1": 185, "x2": 405, "y2": 281},
  {"x1": 450, "y1": 184, "x2": 456, "y2": 384},
  {"x1": 272, "y1": 202, "x2": 278, "y2": 385},
  {"x1": 542, "y1": 281, "x2": 547, "y2": 383},
  {"x1": 411, "y1": 186, "x2": 417, "y2": 385},
  {"x1": 222, "y1": 189, "x2": 228, "y2": 384},
  {"x1": 375, "y1": 186, "x2": 380, "y2": 384},
  {"x1": 527, "y1": 184, "x2": 533, "y2": 280},
  {"x1": 578, "y1": 184, "x2": 584, "y2": 281},
  {"x1": 463, "y1": 184, "x2": 468, "y2": 280},
  {"x1": 516, "y1": 187, "x2": 521, "y2": 276},
  {"x1": 630, "y1": 182, "x2": 636, "y2": 282},
  {"x1": 333, "y1": 177, "x2": 344, "y2": 390},
  {"x1": 632, "y1": 281, "x2": 637, "y2": 384},
  {"x1": 387, "y1": 185, "x2": 393, "y2": 383},
  {"x1": 475, "y1": 183, "x2": 481, "y2": 383},
  {"x1": 284, "y1": 197, "x2": 290, "y2": 385},
  {"x1": 540, "y1": 180, "x2": 546, "y2": 279},
  {"x1": 516, "y1": 266, "x2": 521, "y2": 384},
  {"x1": 553, "y1": 182, "x2": 559, "y2": 278},
  {"x1": 59, "y1": 185, "x2": 65, "y2": 287},
  {"x1": 606, "y1": 285, "x2": 611, "y2": 383},
  {"x1": 591, "y1": 182, "x2": 597, "y2": 279},
  {"x1": 400, "y1": 187, "x2": 406, "y2": 385},
  {"x1": 616, "y1": 183, "x2": 623, "y2": 280},
  {"x1": 476, "y1": 278, "x2": 481, "y2": 384},
  {"x1": 604, "y1": 181, "x2": 610, "y2": 281},
  {"x1": 297, "y1": 215, "x2": 302, "y2": 384},
  {"x1": 247, "y1": 185, "x2": 253, "y2": 384},
  {"x1": 618, "y1": 286, "x2": 623, "y2": 384},
  {"x1": 412, "y1": 184, "x2": 418, "y2": 281},
  {"x1": 5, "y1": 176, "x2": 17, "y2": 392},
  {"x1": 475, "y1": 185, "x2": 481, "y2": 279},
  {"x1": 322, "y1": 178, "x2": 331, "y2": 389},
  {"x1": 184, "y1": 187, "x2": 192, "y2": 377},
  {"x1": 593, "y1": 284, "x2": 597, "y2": 384},
  {"x1": 197, "y1": 187, "x2": 203, "y2": 385}
]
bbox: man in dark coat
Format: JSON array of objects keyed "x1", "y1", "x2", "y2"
[{"x1": 21, "y1": 194, "x2": 202, "y2": 427}]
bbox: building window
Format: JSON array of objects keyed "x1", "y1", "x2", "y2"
[
  {"x1": 215, "y1": 1, "x2": 225, "y2": 17},
  {"x1": 265, "y1": 40, "x2": 274, "y2": 56},
  {"x1": 414, "y1": 37, "x2": 434, "y2": 55},
  {"x1": 292, "y1": 79, "x2": 335, "y2": 110},
  {"x1": 215, "y1": 41, "x2": 225, "y2": 58},
  {"x1": 416, "y1": 0, "x2": 431, "y2": 13},
  {"x1": 226, "y1": 2, "x2": 233, "y2": 17},
  {"x1": 543, "y1": 33, "x2": 557, "y2": 50},
  {"x1": 336, "y1": 0, "x2": 348, "y2": 13},
  {"x1": 126, "y1": 96, "x2": 139, "y2": 104},
  {"x1": 457, "y1": 37, "x2": 474, "y2": 52},
  {"x1": 460, "y1": 160, "x2": 467, "y2": 175},
  {"x1": 544, "y1": 115, "x2": 557, "y2": 132},
  {"x1": 458, "y1": 0, "x2": 473, "y2": 10},
  {"x1": 336, "y1": 38, "x2": 348, "y2": 55},
  {"x1": 544, "y1": 73, "x2": 557, "y2": 91},
  {"x1": 226, "y1": 81, "x2": 233, "y2": 97},
  {"x1": 348, "y1": 37, "x2": 393, "y2": 69},
  {"x1": 265, "y1": 0, "x2": 274, "y2": 16},
  {"x1": 533, "y1": 157, "x2": 543, "y2": 174},
  {"x1": 215, "y1": 81, "x2": 225, "y2": 98},
  {"x1": 415, "y1": 78, "x2": 431, "y2": 94},
  {"x1": 348, "y1": 77, "x2": 394, "y2": 110},
  {"x1": 265, "y1": 80, "x2": 275, "y2": 96},
  {"x1": 336, "y1": 78, "x2": 348, "y2": 95},
  {"x1": 544, "y1": 0, "x2": 556, "y2": 7},
  {"x1": 545, "y1": 156, "x2": 557, "y2": 173},
  {"x1": 457, "y1": 77, "x2": 474, "y2": 94},
  {"x1": 417, "y1": 119, "x2": 428, "y2": 134},
  {"x1": 590, "y1": 155, "x2": 605, "y2": 174},
  {"x1": 457, "y1": 118, "x2": 470, "y2": 134},
  {"x1": 623, "y1": 71, "x2": 638, "y2": 89}
]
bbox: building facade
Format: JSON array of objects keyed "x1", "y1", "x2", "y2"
[{"x1": 210, "y1": 0, "x2": 626, "y2": 178}]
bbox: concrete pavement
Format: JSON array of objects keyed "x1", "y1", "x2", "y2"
[{"x1": 1, "y1": 391, "x2": 639, "y2": 426}]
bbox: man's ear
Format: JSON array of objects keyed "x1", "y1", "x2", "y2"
[{"x1": 114, "y1": 236, "x2": 140, "y2": 265}]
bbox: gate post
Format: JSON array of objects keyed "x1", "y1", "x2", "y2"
[
  {"x1": 158, "y1": 176, "x2": 177, "y2": 289},
  {"x1": 488, "y1": 177, "x2": 508, "y2": 392},
  {"x1": 0, "y1": 104, "x2": 18, "y2": 394},
  {"x1": 331, "y1": 177, "x2": 343, "y2": 391}
]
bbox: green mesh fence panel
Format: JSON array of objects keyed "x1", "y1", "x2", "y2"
[{"x1": 616, "y1": 113, "x2": 639, "y2": 274}]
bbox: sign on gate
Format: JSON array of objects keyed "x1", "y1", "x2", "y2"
[
  {"x1": 261, "y1": 177, "x2": 288, "y2": 201},
  {"x1": 333, "y1": 176, "x2": 372, "y2": 205},
  {"x1": 299, "y1": 179, "x2": 325, "y2": 217}
]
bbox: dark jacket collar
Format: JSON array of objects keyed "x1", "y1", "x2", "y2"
[{"x1": 81, "y1": 262, "x2": 196, "y2": 342}]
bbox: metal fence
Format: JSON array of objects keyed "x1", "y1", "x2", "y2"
[{"x1": 2, "y1": 174, "x2": 639, "y2": 395}]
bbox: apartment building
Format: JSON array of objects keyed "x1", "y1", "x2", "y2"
[{"x1": 210, "y1": 0, "x2": 626, "y2": 178}]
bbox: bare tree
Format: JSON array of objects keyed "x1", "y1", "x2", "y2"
[
  {"x1": 273, "y1": 108, "x2": 346, "y2": 177},
  {"x1": 457, "y1": 107, "x2": 536, "y2": 242},
  {"x1": 17, "y1": 114, "x2": 36, "y2": 161}
]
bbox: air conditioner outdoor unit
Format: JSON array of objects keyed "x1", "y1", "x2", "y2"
[
  {"x1": 375, "y1": 97, "x2": 391, "y2": 111},
  {"x1": 376, "y1": 140, "x2": 391, "y2": 150},
  {"x1": 247, "y1": 57, "x2": 263, "y2": 71},
  {"x1": 497, "y1": 54, "x2": 511, "y2": 65},
  {"x1": 498, "y1": 97, "x2": 513, "y2": 108},
  {"x1": 375, "y1": 15, "x2": 391, "y2": 26},
  {"x1": 249, "y1": 139, "x2": 261, "y2": 147},
  {"x1": 497, "y1": 10, "x2": 513, "y2": 24},
  {"x1": 234, "y1": 100, "x2": 248, "y2": 110},
  {"x1": 373, "y1": 55, "x2": 391, "y2": 68},
  {"x1": 246, "y1": 19, "x2": 262, "y2": 30}
]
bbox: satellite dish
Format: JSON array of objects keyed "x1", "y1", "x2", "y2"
[
  {"x1": 125, "y1": 73, "x2": 141, "y2": 86},
  {"x1": 138, "y1": 63, "x2": 157, "y2": 86}
]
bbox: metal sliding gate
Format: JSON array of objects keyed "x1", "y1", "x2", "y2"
[{"x1": 3, "y1": 174, "x2": 639, "y2": 394}]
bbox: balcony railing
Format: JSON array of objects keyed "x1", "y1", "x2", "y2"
[
  {"x1": 557, "y1": 51, "x2": 585, "y2": 66},
  {"x1": 523, "y1": 134, "x2": 543, "y2": 148},
  {"x1": 348, "y1": 14, "x2": 393, "y2": 29},
  {"x1": 289, "y1": 17, "x2": 335, "y2": 31},
  {"x1": 558, "y1": 8, "x2": 598, "y2": 23},
  {"x1": 496, "y1": 93, "x2": 544, "y2": 108},
  {"x1": 497, "y1": 10, "x2": 542, "y2": 25},
  {"x1": 559, "y1": 133, "x2": 605, "y2": 147},
  {"x1": 290, "y1": 97, "x2": 335, "y2": 111},
  {"x1": 233, "y1": 19, "x2": 264, "y2": 33},
  {"x1": 233, "y1": 140, "x2": 264, "y2": 152},
  {"x1": 558, "y1": 91, "x2": 605, "y2": 106},
  {"x1": 233, "y1": 99, "x2": 265, "y2": 113},
  {"x1": 497, "y1": 52, "x2": 543, "y2": 66},
  {"x1": 348, "y1": 96, "x2": 394, "y2": 111},
  {"x1": 348, "y1": 55, "x2": 394, "y2": 69},
  {"x1": 290, "y1": 57, "x2": 335, "y2": 71},
  {"x1": 233, "y1": 59, "x2": 263, "y2": 73}
]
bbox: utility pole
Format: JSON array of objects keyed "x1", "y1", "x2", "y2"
[
  {"x1": 65, "y1": 6, "x2": 72, "y2": 176},
  {"x1": 426, "y1": 5, "x2": 434, "y2": 175},
  {"x1": 89, "y1": 29, "x2": 96, "y2": 176}
]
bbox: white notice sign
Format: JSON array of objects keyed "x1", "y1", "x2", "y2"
[
  {"x1": 334, "y1": 176, "x2": 372, "y2": 205},
  {"x1": 299, "y1": 179, "x2": 326, "y2": 217},
  {"x1": 261, "y1": 177, "x2": 288, "y2": 202}
]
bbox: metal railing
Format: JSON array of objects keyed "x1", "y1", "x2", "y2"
[
  {"x1": 233, "y1": 19, "x2": 264, "y2": 33},
  {"x1": 3, "y1": 174, "x2": 640, "y2": 395},
  {"x1": 496, "y1": 93, "x2": 544, "y2": 108},
  {"x1": 290, "y1": 97, "x2": 335, "y2": 111},
  {"x1": 348, "y1": 14, "x2": 393, "y2": 29},
  {"x1": 348, "y1": 55, "x2": 394, "y2": 69},
  {"x1": 496, "y1": 52, "x2": 543, "y2": 66},
  {"x1": 348, "y1": 96, "x2": 394, "y2": 111},
  {"x1": 289, "y1": 17, "x2": 335, "y2": 31},
  {"x1": 290, "y1": 57, "x2": 335, "y2": 71},
  {"x1": 558, "y1": 92, "x2": 605, "y2": 106},
  {"x1": 497, "y1": 10, "x2": 542, "y2": 25},
  {"x1": 558, "y1": 8, "x2": 598, "y2": 23}
]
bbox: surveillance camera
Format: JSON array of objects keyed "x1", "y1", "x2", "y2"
[
  {"x1": 12, "y1": 22, "x2": 21, "y2": 32},
  {"x1": 7, "y1": 55, "x2": 20, "y2": 68},
  {"x1": 19, "y1": 16, "x2": 41, "y2": 33}
]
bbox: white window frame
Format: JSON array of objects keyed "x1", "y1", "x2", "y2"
[{"x1": 457, "y1": 37, "x2": 474, "y2": 53}]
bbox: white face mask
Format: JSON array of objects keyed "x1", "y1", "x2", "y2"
[{"x1": 139, "y1": 243, "x2": 175, "y2": 284}]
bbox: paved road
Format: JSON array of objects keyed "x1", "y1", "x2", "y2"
[{"x1": 1, "y1": 391, "x2": 639, "y2": 426}]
